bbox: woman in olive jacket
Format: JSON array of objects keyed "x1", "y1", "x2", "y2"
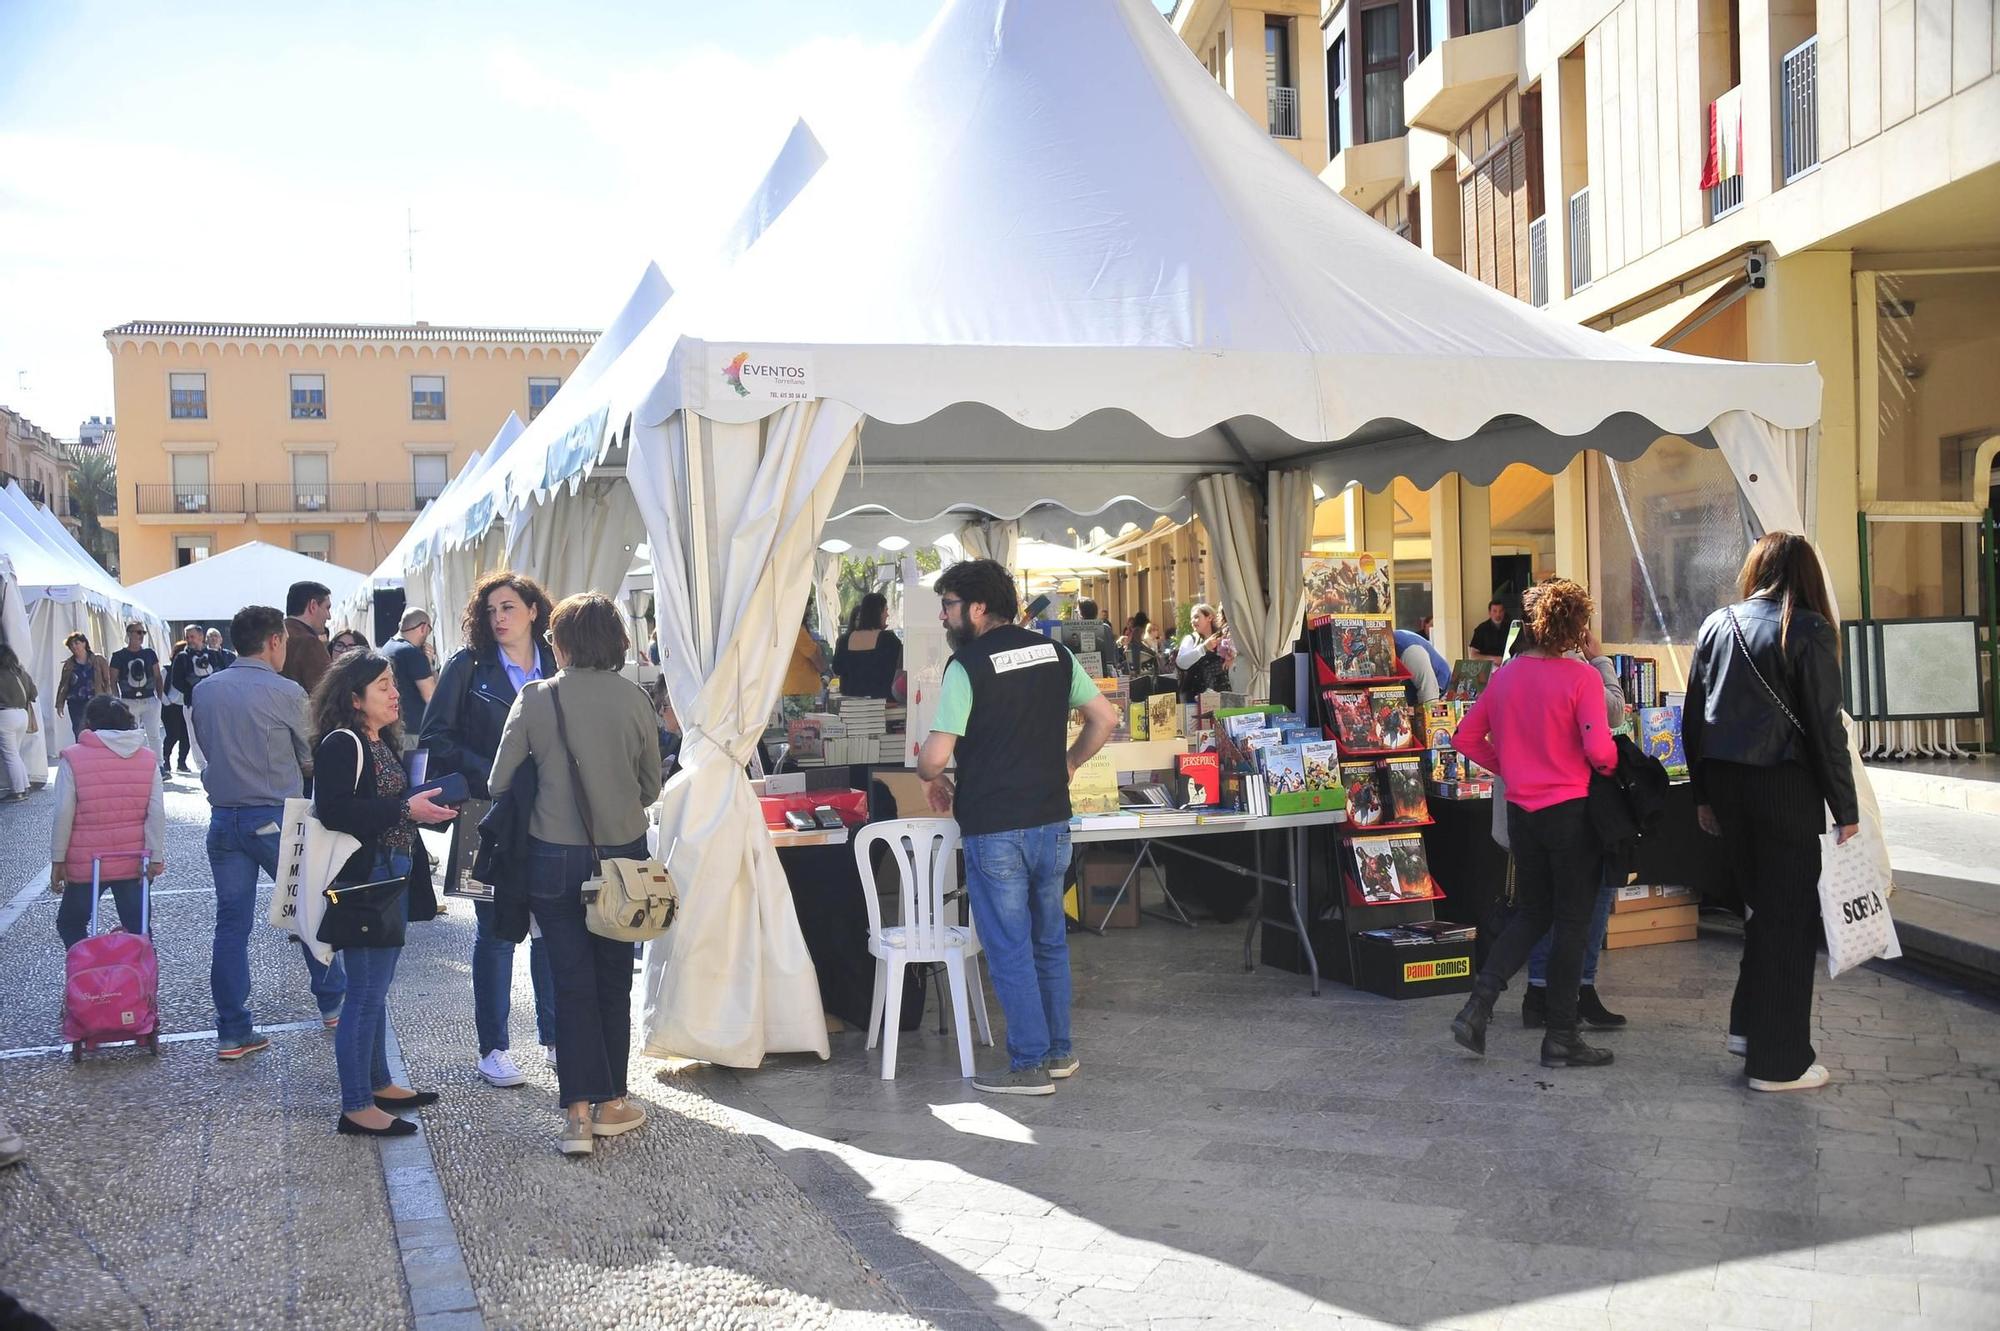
[{"x1": 1684, "y1": 532, "x2": 1858, "y2": 1095}]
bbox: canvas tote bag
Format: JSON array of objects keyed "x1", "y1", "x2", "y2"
[{"x1": 267, "y1": 730, "x2": 364, "y2": 965}]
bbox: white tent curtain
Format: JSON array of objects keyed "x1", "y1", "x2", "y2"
[
  {"x1": 628, "y1": 399, "x2": 862, "y2": 1066},
  {"x1": 0, "y1": 566, "x2": 48, "y2": 785},
  {"x1": 503, "y1": 480, "x2": 647, "y2": 605},
  {"x1": 1195, "y1": 470, "x2": 1312, "y2": 700},
  {"x1": 957, "y1": 517, "x2": 1020, "y2": 569},
  {"x1": 811, "y1": 550, "x2": 842, "y2": 642}
]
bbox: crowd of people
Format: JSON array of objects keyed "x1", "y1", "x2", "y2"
[{"x1": 29, "y1": 573, "x2": 668, "y2": 1156}]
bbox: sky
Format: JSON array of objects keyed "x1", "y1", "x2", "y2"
[{"x1": 0, "y1": 1, "x2": 1177, "y2": 436}]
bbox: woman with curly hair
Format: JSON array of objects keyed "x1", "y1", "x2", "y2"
[
  {"x1": 1447, "y1": 577, "x2": 1620, "y2": 1069},
  {"x1": 310, "y1": 650, "x2": 458, "y2": 1136}
]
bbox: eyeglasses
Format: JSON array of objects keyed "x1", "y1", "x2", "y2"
[{"x1": 940, "y1": 597, "x2": 964, "y2": 611}]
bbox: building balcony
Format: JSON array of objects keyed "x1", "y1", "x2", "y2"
[
  {"x1": 1568, "y1": 186, "x2": 1592, "y2": 291},
  {"x1": 1321, "y1": 136, "x2": 1408, "y2": 213},
  {"x1": 135, "y1": 484, "x2": 247, "y2": 520},
  {"x1": 1781, "y1": 36, "x2": 1819, "y2": 184},
  {"x1": 255, "y1": 482, "x2": 371, "y2": 520},
  {"x1": 1529, "y1": 215, "x2": 1549, "y2": 308},
  {"x1": 375, "y1": 481, "x2": 448, "y2": 517},
  {"x1": 1403, "y1": 24, "x2": 1518, "y2": 135}
]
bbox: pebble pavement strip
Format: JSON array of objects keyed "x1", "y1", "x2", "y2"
[{"x1": 382, "y1": 1020, "x2": 488, "y2": 1331}]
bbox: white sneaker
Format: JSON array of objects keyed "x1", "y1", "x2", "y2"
[
  {"x1": 544, "y1": 1044, "x2": 558, "y2": 1070},
  {"x1": 478, "y1": 1050, "x2": 527, "y2": 1088},
  {"x1": 1726, "y1": 1034, "x2": 1748, "y2": 1057},
  {"x1": 1749, "y1": 1064, "x2": 1830, "y2": 1093}
]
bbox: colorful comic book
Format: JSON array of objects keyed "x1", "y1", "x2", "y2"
[
  {"x1": 1341, "y1": 761, "x2": 1384, "y2": 826},
  {"x1": 1261, "y1": 745, "x2": 1307, "y2": 796},
  {"x1": 1346, "y1": 833, "x2": 1444, "y2": 905},
  {"x1": 1444, "y1": 659, "x2": 1497, "y2": 700},
  {"x1": 1300, "y1": 741, "x2": 1340, "y2": 792},
  {"x1": 1381, "y1": 755, "x2": 1429, "y2": 823},
  {"x1": 1326, "y1": 690, "x2": 1380, "y2": 749},
  {"x1": 1370, "y1": 686, "x2": 1416, "y2": 750},
  {"x1": 1175, "y1": 751, "x2": 1221, "y2": 808},
  {"x1": 1329, "y1": 617, "x2": 1399, "y2": 679}
]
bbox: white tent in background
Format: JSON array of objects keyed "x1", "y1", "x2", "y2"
[
  {"x1": 585, "y1": 0, "x2": 1819, "y2": 1069},
  {"x1": 127, "y1": 541, "x2": 369, "y2": 624}
]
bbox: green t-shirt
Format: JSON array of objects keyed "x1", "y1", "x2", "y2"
[{"x1": 931, "y1": 655, "x2": 1101, "y2": 737}]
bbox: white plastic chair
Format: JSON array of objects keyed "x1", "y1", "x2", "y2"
[{"x1": 855, "y1": 819, "x2": 992, "y2": 1079}]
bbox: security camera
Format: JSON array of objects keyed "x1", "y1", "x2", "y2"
[{"x1": 1746, "y1": 253, "x2": 1768, "y2": 289}]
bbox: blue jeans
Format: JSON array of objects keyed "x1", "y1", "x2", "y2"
[
  {"x1": 962, "y1": 821, "x2": 1073, "y2": 1071},
  {"x1": 57, "y1": 877, "x2": 144, "y2": 950},
  {"x1": 527, "y1": 836, "x2": 647, "y2": 1107},
  {"x1": 207, "y1": 805, "x2": 346, "y2": 1043},
  {"x1": 1527, "y1": 883, "x2": 1617, "y2": 988},
  {"x1": 472, "y1": 900, "x2": 557, "y2": 1054},
  {"x1": 335, "y1": 851, "x2": 409, "y2": 1113}
]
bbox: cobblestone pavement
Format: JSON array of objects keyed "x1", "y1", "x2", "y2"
[
  {"x1": 0, "y1": 780, "x2": 923, "y2": 1331},
  {"x1": 704, "y1": 904, "x2": 2000, "y2": 1330}
]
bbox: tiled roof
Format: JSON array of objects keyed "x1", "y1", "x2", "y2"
[{"x1": 105, "y1": 320, "x2": 598, "y2": 346}]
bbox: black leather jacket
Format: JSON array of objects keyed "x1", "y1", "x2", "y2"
[
  {"x1": 1684, "y1": 597, "x2": 1858, "y2": 826},
  {"x1": 418, "y1": 641, "x2": 557, "y2": 799}
]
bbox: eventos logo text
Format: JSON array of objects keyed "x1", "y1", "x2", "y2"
[{"x1": 715, "y1": 349, "x2": 816, "y2": 402}]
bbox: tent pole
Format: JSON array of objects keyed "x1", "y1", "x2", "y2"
[
  {"x1": 682, "y1": 409, "x2": 716, "y2": 667},
  {"x1": 1856, "y1": 512, "x2": 1872, "y2": 622},
  {"x1": 1986, "y1": 511, "x2": 1998, "y2": 754}
]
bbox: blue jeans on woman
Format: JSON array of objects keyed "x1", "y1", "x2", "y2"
[
  {"x1": 527, "y1": 835, "x2": 648, "y2": 1108},
  {"x1": 57, "y1": 877, "x2": 144, "y2": 950},
  {"x1": 1527, "y1": 883, "x2": 1616, "y2": 989},
  {"x1": 961, "y1": 821, "x2": 1073, "y2": 1072},
  {"x1": 336, "y1": 850, "x2": 409, "y2": 1114},
  {"x1": 472, "y1": 901, "x2": 557, "y2": 1055}
]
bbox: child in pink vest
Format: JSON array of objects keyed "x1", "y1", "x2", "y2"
[{"x1": 52, "y1": 696, "x2": 166, "y2": 949}]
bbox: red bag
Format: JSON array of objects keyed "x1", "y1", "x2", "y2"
[{"x1": 63, "y1": 858, "x2": 159, "y2": 1058}]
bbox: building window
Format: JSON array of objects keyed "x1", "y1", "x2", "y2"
[
  {"x1": 411, "y1": 374, "x2": 446, "y2": 421},
  {"x1": 1465, "y1": 0, "x2": 1524, "y2": 35},
  {"x1": 292, "y1": 452, "x2": 329, "y2": 509},
  {"x1": 1328, "y1": 34, "x2": 1349, "y2": 152},
  {"x1": 294, "y1": 532, "x2": 333, "y2": 561},
  {"x1": 413, "y1": 452, "x2": 449, "y2": 505},
  {"x1": 528, "y1": 377, "x2": 562, "y2": 420},
  {"x1": 1360, "y1": 4, "x2": 1405, "y2": 145},
  {"x1": 170, "y1": 452, "x2": 210, "y2": 506},
  {"x1": 290, "y1": 373, "x2": 326, "y2": 420},
  {"x1": 173, "y1": 534, "x2": 213, "y2": 567},
  {"x1": 169, "y1": 372, "x2": 207, "y2": 420}
]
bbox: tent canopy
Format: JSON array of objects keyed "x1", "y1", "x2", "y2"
[
  {"x1": 616, "y1": 0, "x2": 1814, "y2": 525},
  {"x1": 0, "y1": 483, "x2": 161, "y2": 628},
  {"x1": 129, "y1": 542, "x2": 369, "y2": 623}
]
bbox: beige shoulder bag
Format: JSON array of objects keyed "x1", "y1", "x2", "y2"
[{"x1": 548, "y1": 680, "x2": 678, "y2": 942}]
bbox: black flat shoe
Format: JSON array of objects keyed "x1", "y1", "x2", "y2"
[
  {"x1": 374, "y1": 1090, "x2": 440, "y2": 1113},
  {"x1": 337, "y1": 1114, "x2": 419, "y2": 1137},
  {"x1": 1540, "y1": 1029, "x2": 1615, "y2": 1068}
]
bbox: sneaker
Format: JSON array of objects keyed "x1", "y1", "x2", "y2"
[
  {"x1": 560, "y1": 1118, "x2": 594, "y2": 1156},
  {"x1": 972, "y1": 1065, "x2": 1055, "y2": 1096},
  {"x1": 1043, "y1": 1054, "x2": 1079, "y2": 1080},
  {"x1": 592, "y1": 1100, "x2": 647, "y2": 1137},
  {"x1": 218, "y1": 1034, "x2": 271, "y2": 1061},
  {"x1": 1750, "y1": 1064, "x2": 1830, "y2": 1093},
  {"x1": 1726, "y1": 1034, "x2": 1748, "y2": 1057},
  {"x1": 478, "y1": 1050, "x2": 527, "y2": 1088},
  {"x1": 543, "y1": 1044, "x2": 559, "y2": 1070},
  {"x1": 0, "y1": 1117, "x2": 25, "y2": 1168}
]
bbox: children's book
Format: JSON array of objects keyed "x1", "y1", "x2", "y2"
[
  {"x1": 1444, "y1": 659, "x2": 1497, "y2": 700},
  {"x1": 1069, "y1": 751, "x2": 1120, "y2": 815},
  {"x1": 1300, "y1": 741, "x2": 1339, "y2": 792},
  {"x1": 1261, "y1": 745, "x2": 1307, "y2": 796},
  {"x1": 1146, "y1": 693, "x2": 1181, "y2": 741},
  {"x1": 1638, "y1": 705, "x2": 1687, "y2": 776}
]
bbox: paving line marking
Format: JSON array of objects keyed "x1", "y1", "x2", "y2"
[
  {"x1": 381, "y1": 1020, "x2": 487, "y2": 1329},
  {"x1": 0, "y1": 864, "x2": 53, "y2": 940},
  {"x1": 0, "y1": 1019, "x2": 325, "y2": 1061}
]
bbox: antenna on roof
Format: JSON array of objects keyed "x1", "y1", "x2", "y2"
[{"x1": 405, "y1": 207, "x2": 421, "y2": 321}]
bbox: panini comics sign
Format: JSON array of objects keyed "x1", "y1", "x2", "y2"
[
  {"x1": 1402, "y1": 957, "x2": 1471, "y2": 983},
  {"x1": 714, "y1": 348, "x2": 816, "y2": 402}
]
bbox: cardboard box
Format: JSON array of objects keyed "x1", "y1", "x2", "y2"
[
  {"x1": 1605, "y1": 924, "x2": 1697, "y2": 949},
  {"x1": 1604, "y1": 902, "x2": 1698, "y2": 949},
  {"x1": 1612, "y1": 883, "x2": 1697, "y2": 915},
  {"x1": 1078, "y1": 849, "x2": 1140, "y2": 929}
]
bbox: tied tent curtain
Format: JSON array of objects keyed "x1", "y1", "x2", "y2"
[
  {"x1": 957, "y1": 517, "x2": 1021, "y2": 570},
  {"x1": 627, "y1": 398, "x2": 863, "y2": 1066},
  {"x1": 1194, "y1": 469, "x2": 1313, "y2": 700}
]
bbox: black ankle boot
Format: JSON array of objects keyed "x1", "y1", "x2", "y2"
[
  {"x1": 1576, "y1": 985, "x2": 1627, "y2": 1029},
  {"x1": 1521, "y1": 986, "x2": 1547, "y2": 1028},
  {"x1": 1452, "y1": 988, "x2": 1497, "y2": 1056},
  {"x1": 1540, "y1": 1027, "x2": 1614, "y2": 1068}
]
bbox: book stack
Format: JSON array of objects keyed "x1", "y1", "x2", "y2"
[
  {"x1": 830, "y1": 696, "x2": 889, "y2": 766},
  {"x1": 1610, "y1": 655, "x2": 1661, "y2": 708},
  {"x1": 1423, "y1": 699, "x2": 1493, "y2": 799}
]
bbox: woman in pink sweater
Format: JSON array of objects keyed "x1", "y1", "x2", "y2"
[{"x1": 1449, "y1": 579, "x2": 1619, "y2": 1069}]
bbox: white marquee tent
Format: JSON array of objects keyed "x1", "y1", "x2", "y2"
[
  {"x1": 127, "y1": 541, "x2": 370, "y2": 625},
  {"x1": 408, "y1": 0, "x2": 1822, "y2": 1068}
]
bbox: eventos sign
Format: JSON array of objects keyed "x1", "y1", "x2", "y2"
[{"x1": 712, "y1": 348, "x2": 816, "y2": 403}]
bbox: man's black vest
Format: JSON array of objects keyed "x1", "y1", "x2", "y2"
[{"x1": 951, "y1": 624, "x2": 1076, "y2": 838}]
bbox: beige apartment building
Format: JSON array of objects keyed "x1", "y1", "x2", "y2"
[
  {"x1": 104, "y1": 322, "x2": 593, "y2": 581},
  {"x1": 1, "y1": 405, "x2": 81, "y2": 537},
  {"x1": 1175, "y1": 0, "x2": 2000, "y2": 678}
]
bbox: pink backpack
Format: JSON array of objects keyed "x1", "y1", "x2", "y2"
[{"x1": 64, "y1": 859, "x2": 160, "y2": 1058}]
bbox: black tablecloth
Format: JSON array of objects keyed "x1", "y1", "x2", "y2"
[{"x1": 776, "y1": 841, "x2": 879, "y2": 1031}]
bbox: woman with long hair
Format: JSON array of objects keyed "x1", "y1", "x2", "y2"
[
  {"x1": 418, "y1": 572, "x2": 561, "y2": 1089},
  {"x1": 1174, "y1": 603, "x2": 1234, "y2": 701},
  {"x1": 832, "y1": 592, "x2": 902, "y2": 700},
  {"x1": 1685, "y1": 532, "x2": 1856, "y2": 1093},
  {"x1": 489, "y1": 594, "x2": 663, "y2": 1155},
  {"x1": 54, "y1": 633, "x2": 111, "y2": 741},
  {"x1": 1447, "y1": 578, "x2": 1620, "y2": 1069},
  {"x1": 0, "y1": 645, "x2": 38, "y2": 799},
  {"x1": 311, "y1": 651, "x2": 458, "y2": 1136}
]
